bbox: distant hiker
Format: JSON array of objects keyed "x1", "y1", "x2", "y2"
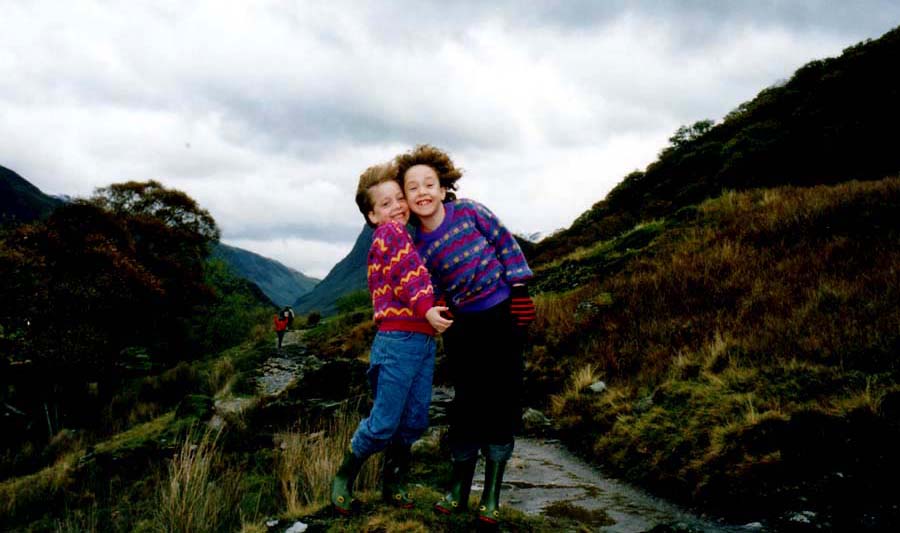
[
  {"x1": 396, "y1": 144, "x2": 535, "y2": 527},
  {"x1": 273, "y1": 310, "x2": 289, "y2": 350},
  {"x1": 281, "y1": 306, "x2": 295, "y2": 328},
  {"x1": 330, "y1": 161, "x2": 452, "y2": 516}
]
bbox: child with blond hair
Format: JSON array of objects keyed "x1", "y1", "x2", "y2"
[{"x1": 330, "y1": 161, "x2": 452, "y2": 515}]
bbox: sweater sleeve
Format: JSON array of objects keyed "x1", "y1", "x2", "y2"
[
  {"x1": 467, "y1": 200, "x2": 533, "y2": 284},
  {"x1": 383, "y1": 222, "x2": 435, "y2": 317}
]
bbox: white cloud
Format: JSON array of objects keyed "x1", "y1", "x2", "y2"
[{"x1": 1, "y1": 1, "x2": 897, "y2": 276}]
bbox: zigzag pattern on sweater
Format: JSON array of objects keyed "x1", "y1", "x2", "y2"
[
  {"x1": 374, "y1": 307, "x2": 414, "y2": 318},
  {"x1": 367, "y1": 220, "x2": 435, "y2": 329},
  {"x1": 399, "y1": 265, "x2": 430, "y2": 285},
  {"x1": 373, "y1": 282, "x2": 433, "y2": 301}
]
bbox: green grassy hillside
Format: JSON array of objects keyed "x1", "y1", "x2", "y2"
[
  {"x1": 528, "y1": 177, "x2": 900, "y2": 528},
  {"x1": 531, "y1": 26, "x2": 900, "y2": 266},
  {"x1": 515, "y1": 28, "x2": 900, "y2": 528}
]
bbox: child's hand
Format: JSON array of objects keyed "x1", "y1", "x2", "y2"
[
  {"x1": 426, "y1": 306, "x2": 453, "y2": 333},
  {"x1": 510, "y1": 284, "x2": 536, "y2": 328},
  {"x1": 435, "y1": 296, "x2": 454, "y2": 319}
]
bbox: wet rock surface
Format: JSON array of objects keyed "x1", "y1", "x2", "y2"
[
  {"x1": 498, "y1": 438, "x2": 747, "y2": 532},
  {"x1": 431, "y1": 386, "x2": 749, "y2": 532}
]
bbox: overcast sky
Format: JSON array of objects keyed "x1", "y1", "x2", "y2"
[{"x1": 2, "y1": 1, "x2": 897, "y2": 278}]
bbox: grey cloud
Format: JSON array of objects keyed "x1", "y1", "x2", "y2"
[
  {"x1": 3, "y1": 1, "x2": 897, "y2": 276},
  {"x1": 223, "y1": 220, "x2": 362, "y2": 244}
]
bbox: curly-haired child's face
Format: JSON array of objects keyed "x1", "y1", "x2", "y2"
[
  {"x1": 367, "y1": 180, "x2": 409, "y2": 226},
  {"x1": 403, "y1": 164, "x2": 446, "y2": 223}
]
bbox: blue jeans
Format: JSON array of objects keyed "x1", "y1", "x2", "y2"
[{"x1": 350, "y1": 330, "x2": 436, "y2": 459}]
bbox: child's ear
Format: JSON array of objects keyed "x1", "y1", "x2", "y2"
[
  {"x1": 440, "y1": 187, "x2": 447, "y2": 201},
  {"x1": 367, "y1": 210, "x2": 379, "y2": 225}
]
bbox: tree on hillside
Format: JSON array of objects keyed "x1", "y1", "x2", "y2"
[
  {"x1": 0, "y1": 181, "x2": 221, "y2": 439},
  {"x1": 88, "y1": 181, "x2": 221, "y2": 359},
  {"x1": 667, "y1": 119, "x2": 715, "y2": 148}
]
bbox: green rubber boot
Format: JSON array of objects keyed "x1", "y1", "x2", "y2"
[
  {"x1": 331, "y1": 449, "x2": 365, "y2": 516},
  {"x1": 477, "y1": 459, "x2": 507, "y2": 526},
  {"x1": 433, "y1": 456, "x2": 478, "y2": 514},
  {"x1": 382, "y1": 443, "x2": 414, "y2": 508}
]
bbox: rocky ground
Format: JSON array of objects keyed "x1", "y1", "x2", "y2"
[{"x1": 224, "y1": 331, "x2": 763, "y2": 532}]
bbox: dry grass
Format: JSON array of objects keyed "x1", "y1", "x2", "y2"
[
  {"x1": 237, "y1": 522, "x2": 268, "y2": 533},
  {"x1": 830, "y1": 377, "x2": 888, "y2": 415},
  {"x1": 208, "y1": 355, "x2": 236, "y2": 396},
  {"x1": 532, "y1": 285, "x2": 597, "y2": 345},
  {"x1": 549, "y1": 363, "x2": 597, "y2": 417},
  {"x1": 534, "y1": 178, "x2": 900, "y2": 522},
  {"x1": 359, "y1": 515, "x2": 430, "y2": 532},
  {"x1": 54, "y1": 504, "x2": 99, "y2": 533},
  {"x1": 154, "y1": 426, "x2": 242, "y2": 533},
  {"x1": 275, "y1": 405, "x2": 382, "y2": 515}
]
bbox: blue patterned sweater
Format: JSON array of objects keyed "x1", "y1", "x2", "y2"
[{"x1": 413, "y1": 199, "x2": 532, "y2": 313}]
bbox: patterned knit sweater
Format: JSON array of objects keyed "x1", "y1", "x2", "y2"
[
  {"x1": 413, "y1": 199, "x2": 533, "y2": 313},
  {"x1": 368, "y1": 220, "x2": 436, "y2": 335}
]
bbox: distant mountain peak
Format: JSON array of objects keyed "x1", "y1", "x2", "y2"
[
  {"x1": 0, "y1": 164, "x2": 63, "y2": 224},
  {"x1": 213, "y1": 243, "x2": 320, "y2": 307}
]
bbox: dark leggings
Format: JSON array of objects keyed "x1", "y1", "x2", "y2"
[{"x1": 442, "y1": 298, "x2": 524, "y2": 458}]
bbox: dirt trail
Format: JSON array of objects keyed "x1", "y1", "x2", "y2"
[{"x1": 210, "y1": 329, "x2": 309, "y2": 428}]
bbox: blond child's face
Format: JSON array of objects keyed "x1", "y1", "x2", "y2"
[
  {"x1": 367, "y1": 180, "x2": 410, "y2": 226},
  {"x1": 403, "y1": 164, "x2": 446, "y2": 221}
]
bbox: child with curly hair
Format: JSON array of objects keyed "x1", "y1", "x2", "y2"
[{"x1": 395, "y1": 145, "x2": 536, "y2": 527}]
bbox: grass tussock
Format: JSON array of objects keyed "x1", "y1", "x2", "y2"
[
  {"x1": 0, "y1": 452, "x2": 77, "y2": 522},
  {"x1": 275, "y1": 405, "x2": 382, "y2": 516},
  {"x1": 54, "y1": 504, "x2": 99, "y2": 533},
  {"x1": 154, "y1": 426, "x2": 242, "y2": 533}
]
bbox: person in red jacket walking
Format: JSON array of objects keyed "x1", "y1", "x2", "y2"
[{"x1": 273, "y1": 310, "x2": 289, "y2": 350}]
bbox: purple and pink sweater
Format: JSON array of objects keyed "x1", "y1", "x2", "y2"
[
  {"x1": 368, "y1": 220, "x2": 436, "y2": 335},
  {"x1": 413, "y1": 199, "x2": 533, "y2": 313}
]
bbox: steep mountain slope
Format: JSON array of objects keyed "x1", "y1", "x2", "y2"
[
  {"x1": 531, "y1": 26, "x2": 900, "y2": 265},
  {"x1": 293, "y1": 225, "x2": 372, "y2": 315},
  {"x1": 212, "y1": 243, "x2": 318, "y2": 306},
  {"x1": 0, "y1": 165, "x2": 63, "y2": 224},
  {"x1": 521, "y1": 26, "x2": 900, "y2": 530},
  {"x1": 530, "y1": 178, "x2": 900, "y2": 529}
]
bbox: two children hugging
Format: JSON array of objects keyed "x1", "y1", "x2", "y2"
[{"x1": 331, "y1": 146, "x2": 536, "y2": 528}]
